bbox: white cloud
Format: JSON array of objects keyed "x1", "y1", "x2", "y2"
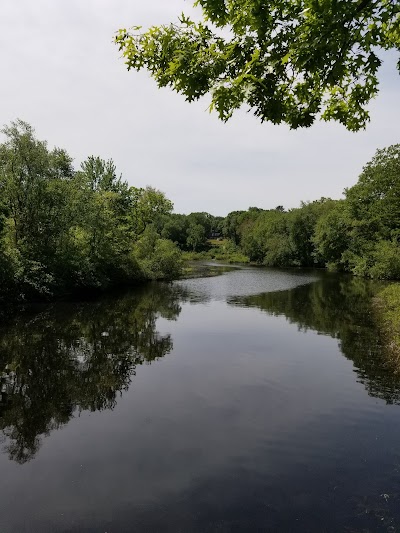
[{"x1": 1, "y1": 0, "x2": 399, "y2": 215}]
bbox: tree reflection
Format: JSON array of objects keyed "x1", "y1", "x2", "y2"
[
  {"x1": 230, "y1": 275, "x2": 400, "y2": 405},
  {"x1": 0, "y1": 283, "x2": 183, "y2": 463}
]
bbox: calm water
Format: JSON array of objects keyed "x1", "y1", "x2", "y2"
[{"x1": 1, "y1": 265, "x2": 400, "y2": 532}]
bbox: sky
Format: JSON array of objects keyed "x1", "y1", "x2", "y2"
[{"x1": 0, "y1": 0, "x2": 399, "y2": 216}]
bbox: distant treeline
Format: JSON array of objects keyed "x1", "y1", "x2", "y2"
[
  {"x1": 1, "y1": 120, "x2": 399, "y2": 310},
  {"x1": 229, "y1": 144, "x2": 400, "y2": 279},
  {"x1": 157, "y1": 143, "x2": 400, "y2": 281}
]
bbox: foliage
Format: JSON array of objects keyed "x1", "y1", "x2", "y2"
[
  {"x1": 115, "y1": 0, "x2": 400, "y2": 130},
  {"x1": 217, "y1": 144, "x2": 400, "y2": 280},
  {"x1": 186, "y1": 223, "x2": 207, "y2": 251},
  {"x1": 374, "y1": 283, "x2": 400, "y2": 371},
  {"x1": 345, "y1": 144, "x2": 400, "y2": 240},
  {"x1": 161, "y1": 213, "x2": 189, "y2": 248},
  {"x1": 133, "y1": 226, "x2": 183, "y2": 280},
  {"x1": 0, "y1": 120, "x2": 182, "y2": 306},
  {"x1": 182, "y1": 239, "x2": 249, "y2": 263},
  {"x1": 340, "y1": 145, "x2": 400, "y2": 279},
  {"x1": 369, "y1": 241, "x2": 400, "y2": 280},
  {"x1": 159, "y1": 211, "x2": 223, "y2": 251},
  {"x1": 132, "y1": 186, "x2": 173, "y2": 236},
  {"x1": 313, "y1": 200, "x2": 351, "y2": 268},
  {"x1": 1, "y1": 118, "x2": 400, "y2": 310}
]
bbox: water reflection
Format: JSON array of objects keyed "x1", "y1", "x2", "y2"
[
  {"x1": 0, "y1": 283, "x2": 182, "y2": 463},
  {"x1": 1, "y1": 268, "x2": 399, "y2": 470},
  {"x1": 230, "y1": 275, "x2": 400, "y2": 404},
  {"x1": 1, "y1": 268, "x2": 400, "y2": 532}
]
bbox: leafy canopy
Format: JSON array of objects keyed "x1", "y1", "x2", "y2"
[
  {"x1": 115, "y1": 0, "x2": 400, "y2": 130},
  {"x1": 0, "y1": 120, "x2": 183, "y2": 301}
]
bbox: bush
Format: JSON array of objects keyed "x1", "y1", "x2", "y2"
[
  {"x1": 133, "y1": 227, "x2": 183, "y2": 280},
  {"x1": 343, "y1": 240, "x2": 400, "y2": 280},
  {"x1": 374, "y1": 283, "x2": 400, "y2": 370},
  {"x1": 369, "y1": 241, "x2": 400, "y2": 280}
]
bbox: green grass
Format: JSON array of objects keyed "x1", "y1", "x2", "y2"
[
  {"x1": 181, "y1": 239, "x2": 250, "y2": 264},
  {"x1": 374, "y1": 283, "x2": 400, "y2": 370},
  {"x1": 207, "y1": 238, "x2": 228, "y2": 247},
  {"x1": 182, "y1": 249, "x2": 249, "y2": 264}
]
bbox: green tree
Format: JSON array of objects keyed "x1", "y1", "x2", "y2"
[
  {"x1": 133, "y1": 226, "x2": 183, "y2": 279},
  {"x1": 313, "y1": 200, "x2": 351, "y2": 268},
  {"x1": 186, "y1": 223, "x2": 207, "y2": 251},
  {"x1": 0, "y1": 119, "x2": 75, "y2": 296},
  {"x1": 342, "y1": 144, "x2": 400, "y2": 278},
  {"x1": 345, "y1": 144, "x2": 400, "y2": 241},
  {"x1": 160, "y1": 213, "x2": 189, "y2": 248},
  {"x1": 115, "y1": 0, "x2": 399, "y2": 130},
  {"x1": 0, "y1": 121, "x2": 182, "y2": 303},
  {"x1": 0, "y1": 203, "x2": 16, "y2": 312},
  {"x1": 239, "y1": 208, "x2": 291, "y2": 265},
  {"x1": 223, "y1": 210, "x2": 248, "y2": 244},
  {"x1": 132, "y1": 186, "x2": 174, "y2": 236},
  {"x1": 0, "y1": 120, "x2": 74, "y2": 252},
  {"x1": 286, "y1": 199, "x2": 333, "y2": 267},
  {"x1": 187, "y1": 212, "x2": 214, "y2": 236},
  {"x1": 70, "y1": 156, "x2": 138, "y2": 287}
]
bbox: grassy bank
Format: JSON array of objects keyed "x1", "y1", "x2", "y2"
[
  {"x1": 374, "y1": 283, "x2": 400, "y2": 370},
  {"x1": 182, "y1": 239, "x2": 250, "y2": 264},
  {"x1": 182, "y1": 250, "x2": 249, "y2": 263}
]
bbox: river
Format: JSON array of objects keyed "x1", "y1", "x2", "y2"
[{"x1": 0, "y1": 264, "x2": 399, "y2": 532}]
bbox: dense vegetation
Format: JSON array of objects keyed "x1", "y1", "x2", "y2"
[
  {"x1": 156, "y1": 142, "x2": 400, "y2": 281},
  {"x1": 0, "y1": 120, "x2": 182, "y2": 310},
  {"x1": 0, "y1": 120, "x2": 399, "y2": 315},
  {"x1": 116, "y1": 0, "x2": 400, "y2": 130},
  {"x1": 374, "y1": 283, "x2": 400, "y2": 369},
  {"x1": 182, "y1": 143, "x2": 400, "y2": 280}
]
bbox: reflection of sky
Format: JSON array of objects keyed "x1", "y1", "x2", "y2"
[
  {"x1": 0, "y1": 1, "x2": 399, "y2": 215},
  {"x1": 1, "y1": 272, "x2": 400, "y2": 531},
  {"x1": 175, "y1": 267, "x2": 320, "y2": 302}
]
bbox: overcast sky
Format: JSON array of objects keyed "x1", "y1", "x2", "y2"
[{"x1": 1, "y1": 0, "x2": 399, "y2": 215}]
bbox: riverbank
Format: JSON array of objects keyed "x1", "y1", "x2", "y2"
[
  {"x1": 0, "y1": 261, "x2": 234, "y2": 323},
  {"x1": 374, "y1": 283, "x2": 400, "y2": 371},
  {"x1": 183, "y1": 250, "x2": 249, "y2": 263}
]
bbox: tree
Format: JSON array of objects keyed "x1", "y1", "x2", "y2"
[
  {"x1": 0, "y1": 121, "x2": 182, "y2": 302},
  {"x1": 160, "y1": 213, "x2": 189, "y2": 248},
  {"x1": 186, "y1": 211, "x2": 213, "y2": 236},
  {"x1": 72, "y1": 156, "x2": 134, "y2": 283},
  {"x1": 0, "y1": 120, "x2": 74, "y2": 251},
  {"x1": 115, "y1": 0, "x2": 400, "y2": 131},
  {"x1": 187, "y1": 223, "x2": 207, "y2": 251},
  {"x1": 223, "y1": 210, "x2": 247, "y2": 244},
  {"x1": 313, "y1": 200, "x2": 351, "y2": 268},
  {"x1": 340, "y1": 144, "x2": 400, "y2": 278},
  {"x1": 345, "y1": 144, "x2": 400, "y2": 240},
  {"x1": 133, "y1": 226, "x2": 183, "y2": 279},
  {"x1": 132, "y1": 186, "x2": 173, "y2": 236},
  {"x1": 0, "y1": 119, "x2": 75, "y2": 295},
  {"x1": 286, "y1": 199, "x2": 333, "y2": 267}
]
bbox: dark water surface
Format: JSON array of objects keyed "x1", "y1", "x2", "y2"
[{"x1": 1, "y1": 266, "x2": 400, "y2": 532}]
